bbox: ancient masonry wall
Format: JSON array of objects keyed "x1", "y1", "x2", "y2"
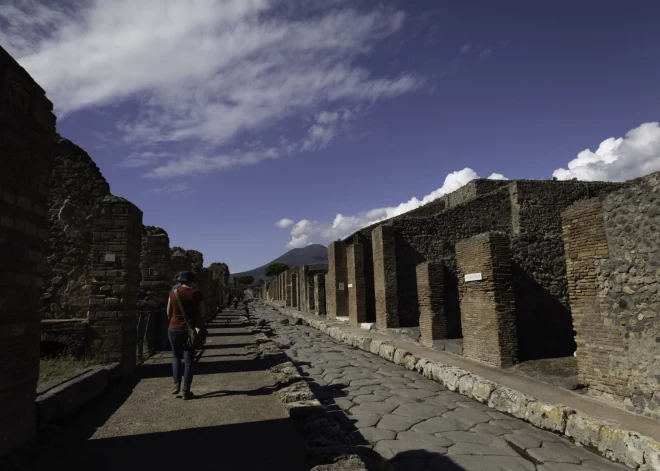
[
  {"x1": 326, "y1": 241, "x2": 348, "y2": 318},
  {"x1": 347, "y1": 243, "x2": 367, "y2": 324},
  {"x1": 0, "y1": 45, "x2": 56, "y2": 456},
  {"x1": 456, "y1": 232, "x2": 517, "y2": 368},
  {"x1": 88, "y1": 196, "x2": 143, "y2": 375},
  {"x1": 416, "y1": 261, "x2": 446, "y2": 348},
  {"x1": 563, "y1": 172, "x2": 660, "y2": 419},
  {"x1": 40, "y1": 319, "x2": 87, "y2": 359},
  {"x1": 42, "y1": 136, "x2": 110, "y2": 320},
  {"x1": 373, "y1": 225, "x2": 399, "y2": 330},
  {"x1": 314, "y1": 274, "x2": 326, "y2": 315},
  {"x1": 137, "y1": 226, "x2": 172, "y2": 354}
]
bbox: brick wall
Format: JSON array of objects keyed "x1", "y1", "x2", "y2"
[
  {"x1": 347, "y1": 243, "x2": 367, "y2": 325},
  {"x1": 372, "y1": 225, "x2": 399, "y2": 329},
  {"x1": 0, "y1": 45, "x2": 56, "y2": 456},
  {"x1": 326, "y1": 241, "x2": 348, "y2": 318},
  {"x1": 137, "y1": 226, "x2": 172, "y2": 354},
  {"x1": 457, "y1": 232, "x2": 518, "y2": 368},
  {"x1": 88, "y1": 196, "x2": 143, "y2": 375},
  {"x1": 416, "y1": 261, "x2": 446, "y2": 347}
]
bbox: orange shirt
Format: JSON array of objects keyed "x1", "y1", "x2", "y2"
[{"x1": 169, "y1": 286, "x2": 203, "y2": 330}]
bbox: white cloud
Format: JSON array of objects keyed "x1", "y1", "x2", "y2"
[
  {"x1": 275, "y1": 218, "x2": 294, "y2": 229},
  {"x1": 553, "y1": 122, "x2": 660, "y2": 182},
  {"x1": 144, "y1": 182, "x2": 195, "y2": 197},
  {"x1": 278, "y1": 168, "x2": 507, "y2": 248},
  {"x1": 487, "y1": 173, "x2": 508, "y2": 180},
  {"x1": 1, "y1": 0, "x2": 423, "y2": 177}
]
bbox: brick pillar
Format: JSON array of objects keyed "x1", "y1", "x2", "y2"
[
  {"x1": 298, "y1": 265, "x2": 308, "y2": 311},
  {"x1": 456, "y1": 232, "x2": 517, "y2": 368},
  {"x1": 314, "y1": 274, "x2": 326, "y2": 315},
  {"x1": 372, "y1": 225, "x2": 399, "y2": 329},
  {"x1": 417, "y1": 261, "x2": 447, "y2": 348},
  {"x1": 347, "y1": 243, "x2": 367, "y2": 325},
  {"x1": 561, "y1": 201, "x2": 613, "y2": 389},
  {"x1": 283, "y1": 270, "x2": 291, "y2": 307},
  {"x1": 88, "y1": 196, "x2": 143, "y2": 375},
  {"x1": 137, "y1": 227, "x2": 172, "y2": 354},
  {"x1": 326, "y1": 241, "x2": 348, "y2": 319},
  {"x1": 0, "y1": 46, "x2": 56, "y2": 456}
]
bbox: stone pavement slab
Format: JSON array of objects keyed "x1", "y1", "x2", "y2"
[{"x1": 254, "y1": 304, "x2": 638, "y2": 471}]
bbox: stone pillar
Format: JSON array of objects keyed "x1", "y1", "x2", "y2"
[
  {"x1": 456, "y1": 232, "x2": 517, "y2": 368},
  {"x1": 372, "y1": 225, "x2": 399, "y2": 330},
  {"x1": 0, "y1": 46, "x2": 56, "y2": 456},
  {"x1": 347, "y1": 243, "x2": 368, "y2": 325},
  {"x1": 284, "y1": 270, "x2": 291, "y2": 307},
  {"x1": 417, "y1": 261, "x2": 447, "y2": 348},
  {"x1": 326, "y1": 241, "x2": 348, "y2": 318},
  {"x1": 561, "y1": 201, "x2": 612, "y2": 389},
  {"x1": 307, "y1": 276, "x2": 315, "y2": 312},
  {"x1": 137, "y1": 227, "x2": 172, "y2": 355},
  {"x1": 298, "y1": 265, "x2": 308, "y2": 311},
  {"x1": 291, "y1": 273, "x2": 298, "y2": 309},
  {"x1": 88, "y1": 196, "x2": 143, "y2": 375},
  {"x1": 314, "y1": 274, "x2": 326, "y2": 316}
]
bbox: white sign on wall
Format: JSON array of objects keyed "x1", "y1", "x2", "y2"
[
  {"x1": 338, "y1": 283, "x2": 345, "y2": 291},
  {"x1": 348, "y1": 284, "x2": 353, "y2": 288},
  {"x1": 464, "y1": 273, "x2": 483, "y2": 282},
  {"x1": 104, "y1": 254, "x2": 116, "y2": 263}
]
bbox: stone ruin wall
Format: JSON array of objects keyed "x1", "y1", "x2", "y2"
[
  {"x1": 563, "y1": 172, "x2": 660, "y2": 419},
  {"x1": 333, "y1": 177, "x2": 626, "y2": 362},
  {"x1": 0, "y1": 45, "x2": 57, "y2": 456},
  {"x1": 42, "y1": 135, "x2": 111, "y2": 319}
]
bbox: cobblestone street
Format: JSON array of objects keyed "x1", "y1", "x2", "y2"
[{"x1": 254, "y1": 305, "x2": 630, "y2": 471}]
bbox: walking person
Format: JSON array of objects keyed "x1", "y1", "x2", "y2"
[
  {"x1": 225, "y1": 292, "x2": 231, "y2": 310},
  {"x1": 166, "y1": 271, "x2": 205, "y2": 400}
]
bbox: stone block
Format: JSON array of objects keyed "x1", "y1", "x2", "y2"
[
  {"x1": 642, "y1": 438, "x2": 660, "y2": 471},
  {"x1": 597, "y1": 425, "x2": 646, "y2": 469},
  {"x1": 392, "y1": 348, "x2": 411, "y2": 366},
  {"x1": 487, "y1": 387, "x2": 534, "y2": 419},
  {"x1": 564, "y1": 413, "x2": 606, "y2": 448},
  {"x1": 379, "y1": 343, "x2": 396, "y2": 362},
  {"x1": 523, "y1": 402, "x2": 574, "y2": 433}
]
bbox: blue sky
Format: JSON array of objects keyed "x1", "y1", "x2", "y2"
[{"x1": 2, "y1": 0, "x2": 660, "y2": 272}]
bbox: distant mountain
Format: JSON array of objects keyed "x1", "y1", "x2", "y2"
[{"x1": 232, "y1": 244, "x2": 328, "y2": 281}]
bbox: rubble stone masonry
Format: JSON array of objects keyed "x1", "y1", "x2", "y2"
[
  {"x1": 456, "y1": 232, "x2": 518, "y2": 368},
  {"x1": 563, "y1": 172, "x2": 660, "y2": 419},
  {"x1": 314, "y1": 274, "x2": 326, "y2": 315},
  {"x1": 0, "y1": 45, "x2": 56, "y2": 456}
]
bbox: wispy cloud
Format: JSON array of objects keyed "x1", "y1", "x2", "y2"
[
  {"x1": 277, "y1": 168, "x2": 508, "y2": 248},
  {"x1": 1, "y1": 0, "x2": 424, "y2": 177},
  {"x1": 144, "y1": 183, "x2": 196, "y2": 197}
]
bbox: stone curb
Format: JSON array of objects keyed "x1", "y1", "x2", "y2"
[
  {"x1": 266, "y1": 302, "x2": 659, "y2": 471},
  {"x1": 251, "y1": 322, "x2": 374, "y2": 470},
  {"x1": 35, "y1": 362, "x2": 119, "y2": 423}
]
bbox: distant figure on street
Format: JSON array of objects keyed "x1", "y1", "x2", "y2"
[
  {"x1": 166, "y1": 271, "x2": 205, "y2": 400},
  {"x1": 225, "y1": 293, "x2": 231, "y2": 310},
  {"x1": 233, "y1": 296, "x2": 239, "y2": 310}
]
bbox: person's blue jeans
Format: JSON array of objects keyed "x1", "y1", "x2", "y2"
[{"x1": 168, "y1": 328, "x2": 195, "y2": 391}]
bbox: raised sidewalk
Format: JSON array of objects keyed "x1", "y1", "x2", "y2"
[{"x1": 264, "y1": 301, "x2": 660, "y2": 471}]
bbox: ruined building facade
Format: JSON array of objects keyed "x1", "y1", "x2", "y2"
[
  {"x1": 0, "y1": 46, "x2": 231, "y2": 457},
  {"x1": 264, "y1": 173, "x2": 660, "y2": 420}
]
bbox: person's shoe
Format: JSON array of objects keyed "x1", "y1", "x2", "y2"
[
  {"x1": 182, "y1": 391, "x2": 194, "y2": 400},
  {"x1": 171, "y1": 383, "x2": 181, "y2": 395}
]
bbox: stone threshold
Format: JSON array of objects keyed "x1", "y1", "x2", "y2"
[{"x1": 265, "y1": 302, "x2": 660, "y2": 471}]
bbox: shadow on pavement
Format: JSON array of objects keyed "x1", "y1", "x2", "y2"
[{"x1": 23, "y1": 418, "x2": 309, "y2": 471}]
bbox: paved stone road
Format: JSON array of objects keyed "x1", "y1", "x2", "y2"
[{"x1": 254, "y1": 305, "x2": 630, "y2": 471}]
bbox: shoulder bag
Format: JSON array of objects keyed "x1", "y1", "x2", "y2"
[{"x1": 173, "y1": 289, "x2": 206, "y2": 349}]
